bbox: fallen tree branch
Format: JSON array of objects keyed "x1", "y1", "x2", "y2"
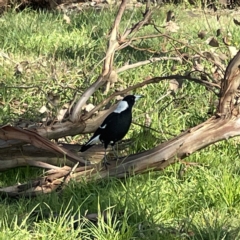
[
  {"x1": 0, "y1": 159, "x2": 61, "y2": 171},
  {"x1": 3, "y1": 116, "x2": 240, "y2": 198},
  {"x1": 2, "y1": 1, "x2": 240, "y2": 199},
  {"x1": 0, "y1": 141, "x2": 131, "y2": 171},
  {"x1": 0, "y1": 125, "x2": 87, "y2": 165},
  {"x1": 1, "y1": 50, "x2": 239, "y2": 198}
]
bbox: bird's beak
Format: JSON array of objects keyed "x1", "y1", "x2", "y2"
[{"x1": 134, "y1": 95, "x2": 143, "y2": 101}]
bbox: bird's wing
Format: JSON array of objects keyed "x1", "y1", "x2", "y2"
[
  {"x1": 98, "y1": 112, "x2": 115, "y2": 129},
  {"x1": 83, "y1": 112, "x2": 116, "y2": 146}
]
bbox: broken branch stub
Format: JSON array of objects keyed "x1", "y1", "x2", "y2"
[{"x1": 218, "y1": 50, "x2": 240, "y2": 117}]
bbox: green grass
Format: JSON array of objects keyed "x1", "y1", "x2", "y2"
[{"x1": 1, "y1": 4, "x2": 240, "y2": 239}]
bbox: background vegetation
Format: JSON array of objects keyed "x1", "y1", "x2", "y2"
[{"x1": 1, "y1": 4, "x2": 240, "y2": 239}]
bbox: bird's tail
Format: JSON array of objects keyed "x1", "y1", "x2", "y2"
[
  {"x1": 80, "y1": 135, "x2": 100, "y2": 152},
  {"x1": 80, "y1": 144, "x2": 94, "y2": 152}
]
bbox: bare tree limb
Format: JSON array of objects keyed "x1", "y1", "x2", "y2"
[
  {"x1": 3, "y1": 116, "x2": 240, "y2": 197},
  {"x1": 70, "y1": 0, "x2": 155, "y2": 123},
  {"x1": 70, "y1": 0, "x2": 128, "y2": 123},
  {"x1": 116, "y1": 57, "x2": 182, "y2": 73},
  {"x1": 0, "y1": 72, "x2": 219, "y2": 149},
  {"x1": 82, "y1": 75, "x2": 220, "y2": 121},
  {"x1": 0, "y1": 159, "x2": 61, "y2": 171},
  {"x1": 121, "y1": 6, "x2": 152, "y2": 40},
  {"x1": 0, "y1": 125, "x2": 87, "y2": 165}
]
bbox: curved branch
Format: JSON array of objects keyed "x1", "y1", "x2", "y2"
[
  {"x1": 70, "y1": 0, "x2": 154, "y2": 123},
  {"x1": 70, "y1": 0, "x2": 127, "y2": 123},
  {"x1": 3, "y1": 116, "x2": 240, "y2": 198},
  {"x1": 82, "y1": 75, "x2": 220, "y2": 121},
  {"x1": 0, "y1": 73, "x2": 218, "y2": 148}
]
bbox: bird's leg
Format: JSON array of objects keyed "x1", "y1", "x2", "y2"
[
  {"x1": 112, "y1": 144, "x2": 119, "y2": 160},
  {"x1": 102, "y1": 148, "x2": 110, "y2": 170}
]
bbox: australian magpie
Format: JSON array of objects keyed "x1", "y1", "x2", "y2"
[{"x1": 80, "y1": 95, "x2": 142, "y2": 166}]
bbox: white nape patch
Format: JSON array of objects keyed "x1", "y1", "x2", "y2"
[
  {"x1": 100, "y1": 124, "x2": 107, "y2": 129},
  {"x1": 114, "y1": 100, "x2": 129, "y2": 113},
  {"x1": 87, "y1": 135, "x2": 101, "y2": 145}
]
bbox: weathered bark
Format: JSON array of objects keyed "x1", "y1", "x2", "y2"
[
  {"x1": 218, "y1": 51, "x2": 240, "y2": 117},
  {"x1": 0, "y1": 125, "x2": 87, "y2": 165}
]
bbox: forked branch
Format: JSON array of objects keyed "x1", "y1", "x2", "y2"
[{"x1": 71, "y1": 0, "x2": 153, "y2": 123}]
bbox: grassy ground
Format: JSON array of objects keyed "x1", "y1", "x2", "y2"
[{"x1": 1, "y1": 4, "x2": 240, "y2": 239}]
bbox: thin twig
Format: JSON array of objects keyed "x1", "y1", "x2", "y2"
[
  {"x1": 56, "y1": 162, "x2": 79, "y2": 192},
  {"x1": 1, "y1": 85, "x2": 40, "y2": 89},
  {"x1": 132, "y1": 121, "x2": 161, "y2": 134},
  {"x1": 121, "y1": 7, "x2": 152, "y2": 40},
  {"x1": 160, "y1": 33, "x2": 225, "y2": 73},
  {"x1": 125, "y1": 44, "x2": 161, "y2": 53},
  {"x1": 116, "y1": 57, "x2": 182, "y2": 74}
]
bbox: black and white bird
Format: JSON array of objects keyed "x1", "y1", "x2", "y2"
[{"x1": 80, "y1": 95, "x2": 143, "y2": 166}]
